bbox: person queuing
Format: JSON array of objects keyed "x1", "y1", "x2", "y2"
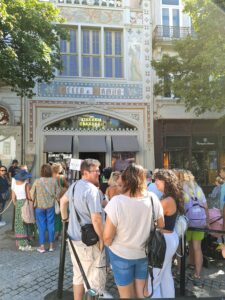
[
  {"x1": 11, "y1": 169, "x2": 33, "y2": 251},
  {"x1": 179, "y1": 170, "x2": 209, "y2": 286},
  {"x1": 30, "y1": 164, "x2": 60, "y2": 253},
  {"x1": 100, "y1": 167, "x2": 112, "y2": 195},
  {"x1": 148, "y1": 169, "x2": 184, "y2": 298},
  {"x1": 11, "y1": 165, "x2": 29, "y2": 192},
  {"x1": 60, "y1": 159, "x2": 106, "y2": 300},
  {"x1": 208, "y1": 176, "x2": 224, "y2": 209},
  {"x1": 104, "y1": 164, "x2": 164, "y2": 298},
  {"x1": 8, "y1": 159, "x2": 20, "y2": 181},
  {"x1": 51, "y1": 163, "x2": 69, "y2": 240},
  {"x1": 105, "y1": 171, "x2": 122, "y2": 201},
  {"x1": 219, "y1": 167, "x2": 225, "y2": 232},
  {"x1": 0, "y1": 166, "x2": 10, "y2": 227},
  {"x1": 147, "y1": 169, "x2": 163, "y2": 199}
]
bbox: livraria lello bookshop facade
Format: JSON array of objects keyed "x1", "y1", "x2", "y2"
[{"x1": 0, "y1": 0, "x2": 225, "y2": 191}]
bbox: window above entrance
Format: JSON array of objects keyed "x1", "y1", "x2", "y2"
[{"x1": 44, "y1": 113, "x2": 137, "y2": 131}]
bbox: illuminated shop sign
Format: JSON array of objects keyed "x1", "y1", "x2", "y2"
[{"x1": 78, "y1": 117, "x2": 106, "y2": 129}]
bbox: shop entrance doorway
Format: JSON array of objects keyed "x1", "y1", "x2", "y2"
[{"x1": 79, "y1": 152, "x2": 105, "y2": 170}]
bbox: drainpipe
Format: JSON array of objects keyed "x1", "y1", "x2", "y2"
[{"x1": 20, "y1": 95, "x2": 25, "y2": 164}]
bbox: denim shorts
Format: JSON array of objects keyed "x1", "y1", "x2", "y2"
[{"x1": 107, "y1": 248, "x2": 148, "y2": 286}]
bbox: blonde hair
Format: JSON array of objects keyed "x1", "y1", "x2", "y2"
[
  {"x1": 20, "y1": 165, "x2": 28, "y2": 171},
  {"x1": 176, "y1": 169, "x2": 195, "y2": 184},
  {"x1": 108, "y1": 171, "x2": 121, "y2": 186},
  {"x1": 215, "y1": 176, "x2": 224, "y2": 185},
  {"x1": 51, "y1": 163, "x2": 63, "y2": 175}
]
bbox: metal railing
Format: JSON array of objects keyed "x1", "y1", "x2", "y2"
[
  {"x1": 153, "y1": 25, "x2": 195, "y2": 41},
  {"x1": 56, "y1": 0, "x2": 122, "y2": 8}
]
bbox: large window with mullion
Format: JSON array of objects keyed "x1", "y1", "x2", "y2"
[
  {"x1": 60, "y1": 29, "x2": 78, "y2": 76},
  {"x1": 105, "y1": 30, "x2": 123, "y2": 78},
  {"x1": 82, "y1": 28, "x2": 101, "y2": 77}
]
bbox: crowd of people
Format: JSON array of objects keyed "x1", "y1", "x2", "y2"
[
  {"x1": 61, "y1": 159, "x2": 225, "y2": 299},
  {"x1": 0, "y1": 160, "x2": 68, "y2": 253},
  {"x1": 0, "y1": 158, "x2": 225, "y2": 299}
]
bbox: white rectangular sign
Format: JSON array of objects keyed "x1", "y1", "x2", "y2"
[{"x1": 69, "y1": 159, "x2": 83, "y2": 171}]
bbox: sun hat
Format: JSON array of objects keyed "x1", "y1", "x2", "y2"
[{"x1": 14, "y1": 170, "x2": 32, "y2": 181}]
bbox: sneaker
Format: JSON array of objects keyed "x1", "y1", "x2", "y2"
[
  {"x1": 19, "y1": 245, "x2": 35, "y2": 251},
  {"x1": 24, "y1": 245, "x2": 35, "y2": 251},
  {"x1": 37, "y1": 247, "x2": 46, "y2": 253},
  {"x1": 49, "y1": 248, "x2": 55, "y2": 252},
  {"x1": 187, "y1": 274, "x2": 203, "y2": 287},
  {"x1": 19, "y1": 246, "x2": 25, "y2": 251},
  {"x1": 0, "y1": 221, "x2": 6, "y2": 227},
  {"x1": 193, "y1": 277, "x2": 203, "y2": 287}
]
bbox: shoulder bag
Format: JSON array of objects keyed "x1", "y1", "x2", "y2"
[
  {"x1": 21, "y1": 183, "x2": 35, "y2": 224},
  {"x1": 145, "y1": 197, "x2": 166, "y2": 297},
  {"x1": 71, "y1": 183, "x2": 99, "y2": 247}
]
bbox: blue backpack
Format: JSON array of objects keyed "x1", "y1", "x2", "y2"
[{"x1": 184, "y1": 185, "x2": 206, "y2": 228}]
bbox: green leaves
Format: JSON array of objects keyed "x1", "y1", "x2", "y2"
[
  {"x1": 0, "y1": 0, "x2": 67, "y2": 97},
  {"x1": 152, "y1": 0, "x2": 225, "y2": 115}
]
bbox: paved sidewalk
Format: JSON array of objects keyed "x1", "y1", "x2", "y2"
[{"x1": 0, "y1": 202, "x2": 225, "y2": 299}]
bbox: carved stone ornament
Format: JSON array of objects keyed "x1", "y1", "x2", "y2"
[
  {"x1": 130, "y1": 113, "x2": 140, "y2": 121},
  {"x1": 0, "y1": 106, "x2": 9, "y2": 125}
]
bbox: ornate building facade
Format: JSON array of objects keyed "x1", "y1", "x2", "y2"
[
  {"x1": 1, "y1": 0, "x2": 155, "y2": 176},
  {"x1": 0, "y1": 0, "x2": 224, "y2": 189}
]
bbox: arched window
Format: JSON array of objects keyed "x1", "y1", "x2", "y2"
[
  {"x1": 44, "y1": 113, "x2": 137, "y2": 131},
  {"x1": 0, "y1": 106, "x2": 9, "y2": 125}
]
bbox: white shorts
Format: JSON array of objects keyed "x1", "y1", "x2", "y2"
[{"x1": 68, "y1": 240, "x2": 106, "y2": 293}]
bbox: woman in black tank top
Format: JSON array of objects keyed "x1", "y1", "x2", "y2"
[{"x1": 148, "y1": 169, "x2": 184, "y2": 298}]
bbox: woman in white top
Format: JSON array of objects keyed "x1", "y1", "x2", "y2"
[
  {"x1": 12, "y1": 170, "x2": 33, "y2": 251},
  {"x1": 104, "y1": 164, "x2": 164, "y2": 298}
]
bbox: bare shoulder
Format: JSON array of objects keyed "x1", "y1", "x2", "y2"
[{"x1": 161, "y1": 196, "x2": 176, "y2": 213}]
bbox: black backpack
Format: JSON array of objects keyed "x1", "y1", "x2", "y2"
[{"x1": 145, "y1": 197, "x2": 166, "y2": 297}]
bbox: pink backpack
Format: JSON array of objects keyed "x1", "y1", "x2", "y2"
[{"x1": 208, "y1": 208, "x2": 223, "y2": 238}]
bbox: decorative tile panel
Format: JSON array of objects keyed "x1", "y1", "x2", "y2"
[
  {"x1": 60, "y1": 7, "x2": 123, "y2": 25},
  {"x1": 38, "y1": 81, "x2": 143, "y2": 99}
]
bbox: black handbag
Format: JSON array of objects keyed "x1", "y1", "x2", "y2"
[
  {"x1": 81, "y1": 224, "x2": 99, "y2": 246},
  {"x1": 145, "y1": 197, "x2": 166, "y2": 297},
  {"x1": 72, "y1": 183, "x2": 99, "y2": 247}
]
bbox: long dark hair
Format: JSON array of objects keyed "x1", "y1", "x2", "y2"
[{"x1": 154, "y1": 169, "x2": 184, "y2": 214}]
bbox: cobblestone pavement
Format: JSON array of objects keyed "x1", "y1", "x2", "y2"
[{"x1": 0, "y1": 204, "x2": 225, "y2": 299}]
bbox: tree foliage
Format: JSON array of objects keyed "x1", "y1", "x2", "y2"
[
  {"x1": 152, "y1": 0, "x2": 225, "y2": 115},
  {"x1": 0, "y1": 0, "x2": 67, "y2": 97}
]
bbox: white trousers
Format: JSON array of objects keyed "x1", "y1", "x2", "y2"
[{"x1": 148, "y1": 231, "x2": 179, "y2": 298}]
